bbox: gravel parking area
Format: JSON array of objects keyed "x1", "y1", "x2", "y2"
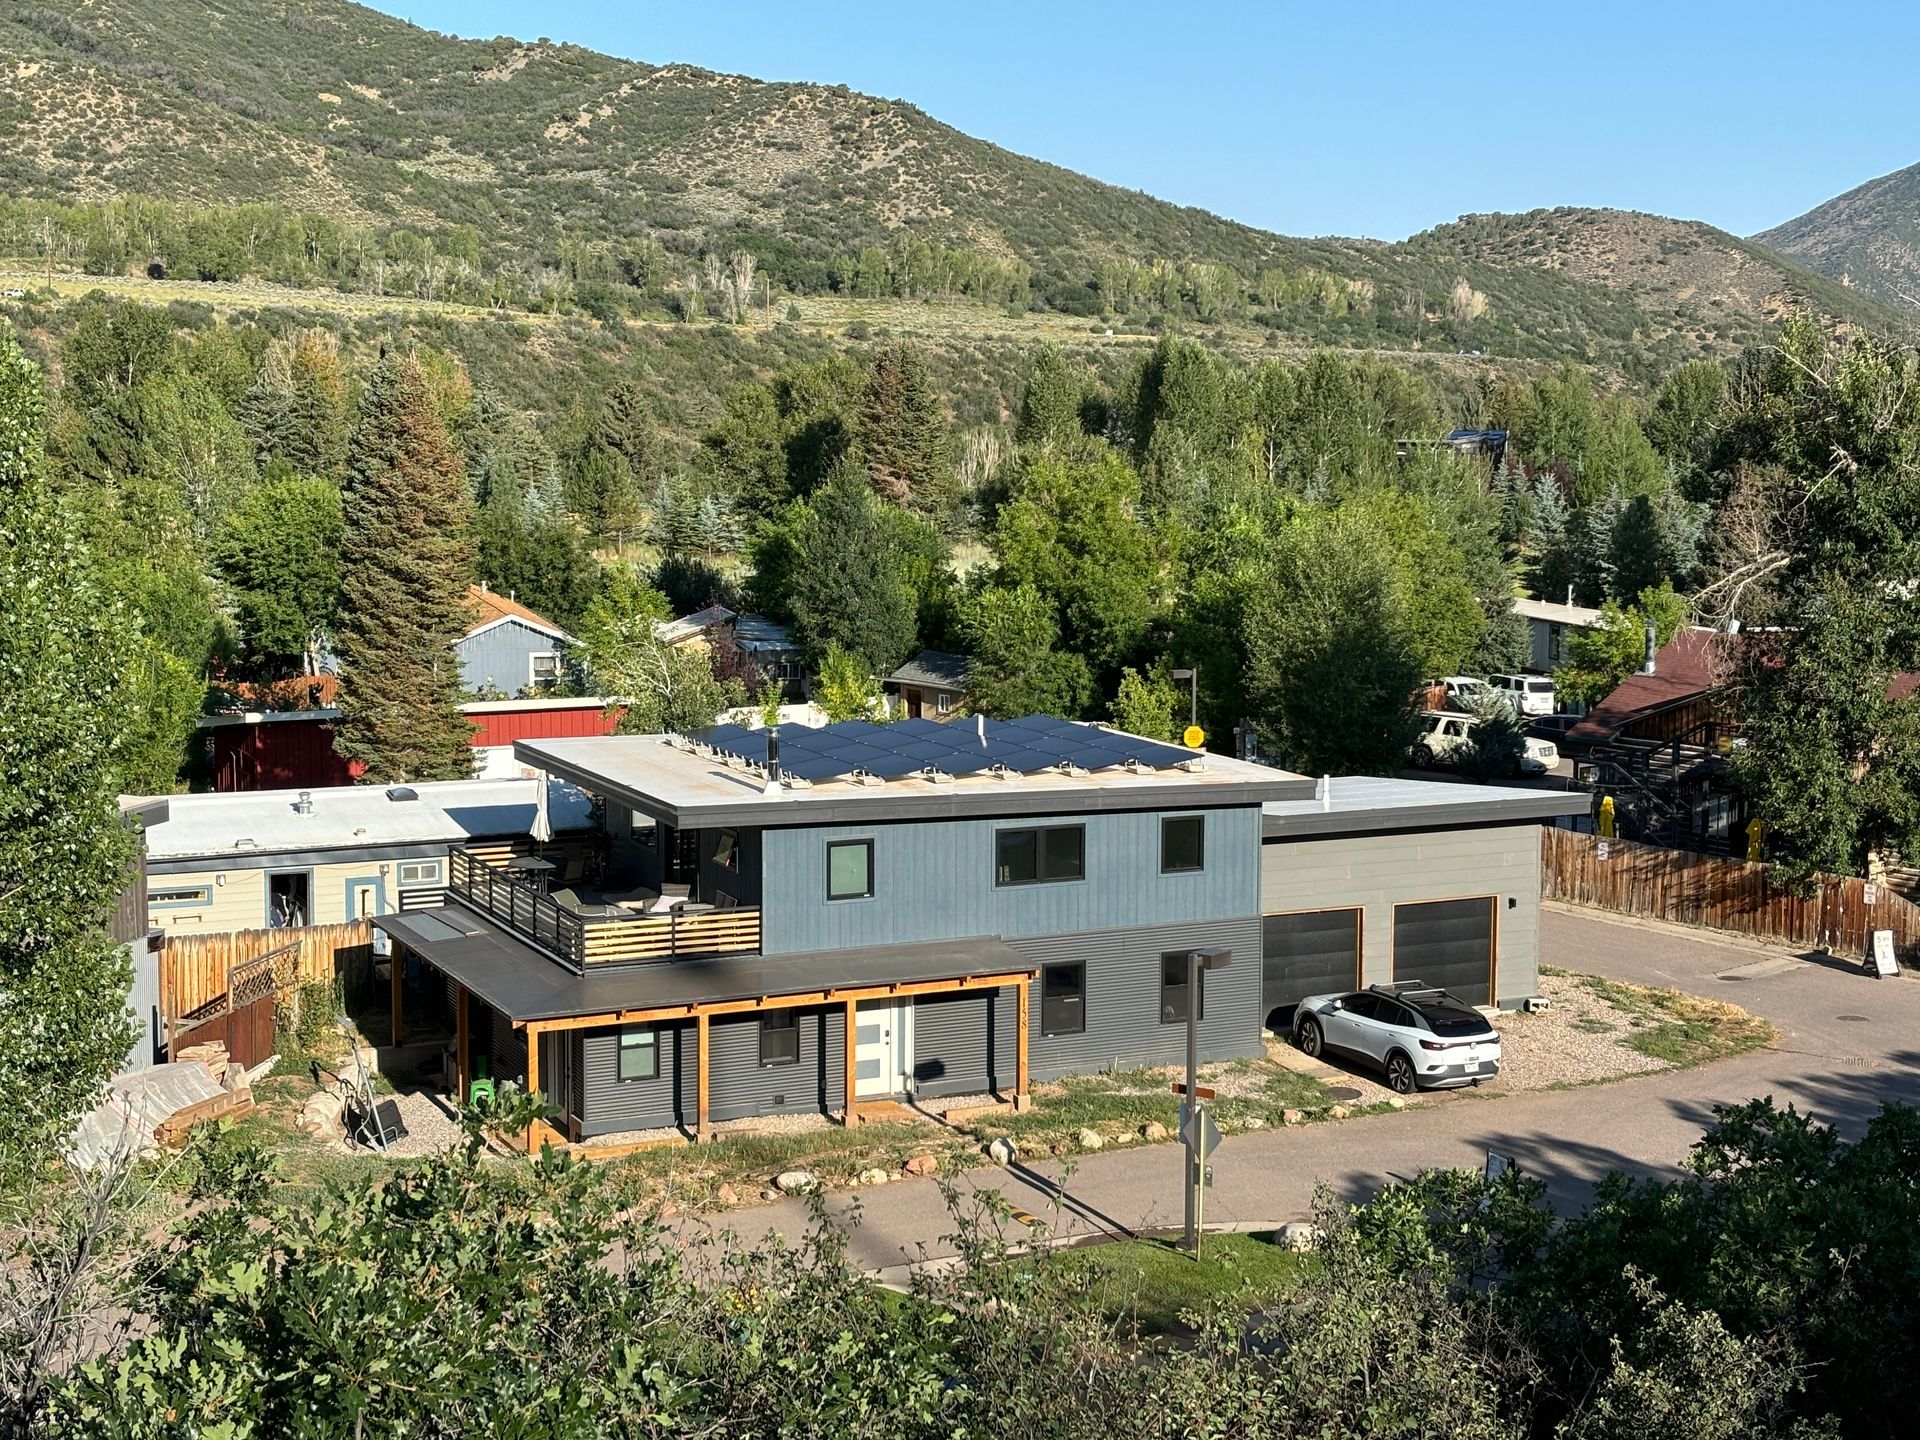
[{"x1": 1490, "y1": 972, "x2": 1672, "y2": 1089}]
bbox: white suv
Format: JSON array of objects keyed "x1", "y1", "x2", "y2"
[
  {"x1": 1293, "y1": 982, "x2": 1501, "y2": 1093},
  {"x1": 1488, "y1": 673, "x2": 1557, "y2": 716},
  {"x1": 1411, "y1": 710, "x2": 1558, "y2": 775}
]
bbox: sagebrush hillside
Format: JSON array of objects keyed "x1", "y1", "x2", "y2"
[
  {"x1": 0, "y1": 0, "x2": 1911, "y2": 374},
  {"x1": 1756, "y1": 161, "x2": 1920, "y2": 313}
]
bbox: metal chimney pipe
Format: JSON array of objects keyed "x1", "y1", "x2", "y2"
[
  {"x1": 765, "y1": 729, "x2": 781, "y2": 786},
  {"x1": 1642, "y1": 624, "x2": 1658, "y2": 675},
  {"x1": 977, "y1": 713, "x2": 986, "y2": 744}
]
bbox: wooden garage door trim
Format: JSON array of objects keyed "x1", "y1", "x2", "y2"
[
  {"x1": 1388, "y1": 894, "x2": 1497, "y2": 1004},
  {"x1": 1262, "y1": 905, "x2": 1363, "y2": 991}
]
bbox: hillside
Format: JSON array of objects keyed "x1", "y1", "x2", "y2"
[
  {"x1": 1756, "y1": 161, "x2": 1920, "y2": 312},
  {"x1": 0, "y1": 0, "x2": 1910, "y2": 377}
]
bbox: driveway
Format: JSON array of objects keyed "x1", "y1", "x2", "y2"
[{"x1": 702, "y1": 906, "x2": 1920, "y2": 1271}]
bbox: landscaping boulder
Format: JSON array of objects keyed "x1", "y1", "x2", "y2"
[
  {"x1": 1385, "y1": 1096, "x2": 1407, "y2": 1110},
  {"x1": 1277, "y1": 1221, "x2": 1321, "y2": 1253},
  {"x1": 1281, "y1": 1109, "x2": 1304, "y2": 1126},
  {"x1": 1242, "y1": 1115, "x2": 1267, "y2": 1130},
  {"x1": 714, "y1": 1183, "x2": 739, "y2": 1207},
  {"x1": 1140, "y1": 1120, "x2": 1168, "y2": 1142},
  {"x1": 902, "y1": 1154, "x2": 939, "y2": 1177},
  {"x1": 984, "y1": 1137, "x2": 1017, "y2": 1165},
  {"x1": 1074, "y1": 1128, "x2": 1105, "y2": 1151},
  {"x1": 296, "y1": 1091, "x2": 347, "y2": 1144},
  {"x1": 1327, "y1": 1105, "x2": 1350, "y2": 1120},
  {"x1": 773, "y1": 1169, "x2": 818, "y2": 1194},
  {"x1": 858, "y1": 1167, "x2": 891, "y2": 1187}
]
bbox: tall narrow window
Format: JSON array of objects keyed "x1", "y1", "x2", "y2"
[
  {"x1": 1160, "y1": 952, "x2": 1206, "y2": 1025},
  {"x1": 617, "y1": 1026, "x2": 657, "y2": 1082},
  {"x1": 760, "y1": 1011, "x2": 799, "y2": 1066},
  {"x1": 1161, "y1": 815, "x2": 1205, "y2": 873},
  {"x1": 826, "y1": 840, "x2": 874, "y2": 900},
  {"x1": 1040, "y1": 962, "x2": 1086, "y2": 1036}
]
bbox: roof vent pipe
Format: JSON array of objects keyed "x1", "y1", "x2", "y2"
[
  {"x1": 1566, "y1": 585, "x2": 1574, "y2": 607},
  {"x1": 763, "y1": 729, "x2": 782, "y2": 792},
  {"x1": 977, "y1": 713, "x2": 986, "y2": 745},
  {"x1": 1642, "y1": 623, "x2": 1658, "y2": 675},
  {"x1": 294, "y1": 790, "x2": 314, "y2": 815},
  {"x1": 1317, "y1": 774, "x2": 1332, "y2": 811}
]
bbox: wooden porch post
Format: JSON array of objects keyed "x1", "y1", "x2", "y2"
[
  {"x1": 1014, "y1": 977, "x2": 1031, "y2": 1112},
  {"x1": 524, "y1": 1022, "x2": 542, "y2": 1155},
  {"x1": 390, "y1": 944, "x2": 404, "y2": 1047},
  {"x1": 696, "y1": 1011, "x2": 712, "y2": 1143},
  {"x1": 454, "y1": 983, "x2": 470, "y2": 1104},
  {"x1": 843, "y1": 998, "x2": 859, "y2": 1129}
]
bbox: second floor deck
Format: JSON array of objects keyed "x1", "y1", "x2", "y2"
[{"x1": 447, "y1": 847, "x2": 760, "y2": 970}]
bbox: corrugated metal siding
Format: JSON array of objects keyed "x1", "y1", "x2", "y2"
[
  {"x1": 458, "y1": 620, "x2": 566, "y2": 695},
  {"x1": 912, "y1": 990, "x2": 1014, "y2": 1097},
  {"x1": 1009, "y1": 916, "x2": 1264, "y2": 1079},
  {"x1": 468, "y1": 704, "x2": 616, "y2": 746},
  {"x1": 1260, "y1": 825, "x2": 1542, "y2": 1005},
  {"x1": 759, "y1": 807, "x2": 1261, "y2": 955}
]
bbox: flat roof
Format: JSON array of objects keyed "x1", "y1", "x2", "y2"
[
  {"x1": 140, "y1": 776, "x2": 595, "y2": 863},
  {"x1": 1512, "y1": 596, "x2": 1605, "y2": 627},
  {"x1": 515, "y1": 728, "x2": 1312, "y2": 827},
  {"x1": 374, "y1": 907, "x2": 1030, "y2": 1022},
  {"x1": 1263, "y1": 776, "x2": 1591, "y2": 840}
]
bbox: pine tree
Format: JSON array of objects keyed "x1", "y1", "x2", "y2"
[
  {"x1": 1528, "y1": 476, "x2": 1577, "y2": 603},
  {"x1": 788, "y1": 462, "x2": 919, "y2": 672},
  {"x1": 860, "y1": 342, "x2": 951, "y2": 509},
  {"x1": 1015, "y1": 343, "x2": 1086, "y2": 451},
  {"x1": 334, "y1": 357, "x2": 477, "y2": 782},
  {"x1": 0, "y1": 322, "x2": 141, "y2": 1158}
]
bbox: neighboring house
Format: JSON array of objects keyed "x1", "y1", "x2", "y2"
[
  {"x1": 141, "y1": 777, "x2": 594, "y2": 936},
  {"x1": 116, "y1": 798, "x2": 170, "y2": 1074},
  {"x1": 460, "y1": 586, "x2": 576, "y2": 697},
  {"x1": 200, "y1": 695, "x2": 621, "y2": 792},
  {"x1": 884, "y1": 650, "x2": 971, "y2": 720},
  {"x1": 1566, "y1": 628, "x2": 1728, "y2": 748},
  {"x1": 370, "y1": 715, "x2": 1572, "y2": 1146},
  {"x1": 1512, "y1": 596, "x2": 1605, "y2": 675},
  {"x1": 1260, "y1": 778, "x2": 1588, "y2": 1024},
  {"x1": 657, "y1": 605, "x2": 806, "y2": 698}
]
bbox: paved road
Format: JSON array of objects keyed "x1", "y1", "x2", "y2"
[{"x1": 707, "y1": 907, "x2": 1920, "y2": 1271}]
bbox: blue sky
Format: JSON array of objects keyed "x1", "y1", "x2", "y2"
[{"x1": 372, "y1": 0, "x2": 1916, "y2": 241}]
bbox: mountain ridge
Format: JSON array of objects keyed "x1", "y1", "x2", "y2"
[{"x1": 1756, "y1": 160, "x2": 1920, "y2": 313}]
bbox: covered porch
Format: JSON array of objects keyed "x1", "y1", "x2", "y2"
[{"x1": 374, "y1": 909, "x2": 1035, "y2": 1151}]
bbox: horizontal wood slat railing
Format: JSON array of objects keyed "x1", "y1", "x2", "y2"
[
  {"x1": 1541, "y1": 828, "x2": 1920, "y2": 961},
  {"x1": 447, "y1": 847, "x2": 760, "y2": 966}
]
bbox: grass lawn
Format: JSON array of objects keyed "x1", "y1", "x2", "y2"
[
  {"x1": 1574, "y1": 975, "x2": 1777, "y2": 1066},
  {"x1": 1052, "y1": 1233, "x2": 1307, "y2": 1334}
]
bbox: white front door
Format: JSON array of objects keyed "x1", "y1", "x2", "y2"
[{"x1": 854, "y1": 1000, "x2": 910, "y2": 1097}]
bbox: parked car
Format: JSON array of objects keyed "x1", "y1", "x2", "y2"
[
  {"x1": 1410, "y1": 710, "x2": 1559, "y2": 775},
  {"x1": 1436, "y1": 675, "x2": 1492, "y2": 708},
  {"x1": 1292, "y1": 982, "x2": 1501, "y2": 1093},
  {"x1": 1525, "y1": 713, "x2": 1585, "y2": 745},
  {"x1": 1488, "y1": 673, "x2": 1557, "y2": 716},
  {"x1": 0, "y1": 288, "x2": 24, "y2": 300}
]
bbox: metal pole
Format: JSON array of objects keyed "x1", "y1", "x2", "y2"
[
  {"x1": 1183, "y1": 949, "x2": 1199, "y2": 1253},
  {"x1": 1194, "y1": 1108, "x2": 1207, "y2": 1260},
  {"x1": 1188, "y1": 671, "x2": 1198, "y2": 730}
]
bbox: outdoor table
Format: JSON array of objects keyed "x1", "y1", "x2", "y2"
[{"x1": 504, "y1": 855, "x2": 558, "y2": 892}]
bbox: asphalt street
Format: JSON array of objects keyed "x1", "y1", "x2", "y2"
[{"x1": 707, "y1": 906, "x2": 1920, "y2": 1272}]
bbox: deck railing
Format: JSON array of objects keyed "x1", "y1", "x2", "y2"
[{"x1": 446, "y1": 848, "x2": 759, "y2": 967}]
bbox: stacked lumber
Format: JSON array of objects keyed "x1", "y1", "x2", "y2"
[
  {"x1": 153, "y1": 1088, "x2": 255, "y2": 1147},
  {"x1": 178, "y1": 1040, "x2": 231, "y2": 1083}
]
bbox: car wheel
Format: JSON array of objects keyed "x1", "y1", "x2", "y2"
[
  {"x1": 1385, "y1": 1052, "x2": 1417, "y2": 1094},
  {"x1": 1411, "y1": 746, "x2": 1434, "y2": 769},
  {"x1": 1296, "y1": 1017, "x2": 1323, "y2": 1059}
]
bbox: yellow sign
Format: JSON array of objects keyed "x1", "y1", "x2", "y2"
[
  {"x1": 1746, "y1": 817, "x2": 1766, "y2": 862},
  {"x1": 1597, "y1": 795, "x2": 1616, "y2": 839},
  {"x1": 1182, "y1": 725, "x2": 1206, "y2": 749}
]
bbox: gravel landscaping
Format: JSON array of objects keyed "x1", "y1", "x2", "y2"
[{"x1": 1489, "y1": 972, "x2": 1673, "y2": 1089}]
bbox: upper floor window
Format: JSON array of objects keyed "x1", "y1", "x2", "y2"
[
  {"x1": 995, "y1": 825, "x2": 1085, "y2": 886},
  {"x1": 827, "y1": 839, "x2": 874, "y2": 901},
  {"x1": 1161, "y1": 815, "x2": 1205, "y2": 874},
  {"x1": 530, "y1": 651, "x2": 561, "y2": 686},
  {"x1": 397, "y1": 859, "x2": 443, "y2": 886}
]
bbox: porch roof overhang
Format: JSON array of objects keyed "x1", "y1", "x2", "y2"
[{"x1": 374, "y1": 907, "x2": 1033, "y2": 1025}]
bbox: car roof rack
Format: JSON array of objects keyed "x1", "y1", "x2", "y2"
[{"x1": 1369, "y1": 981, "x2": 1451, "y2": 1002}]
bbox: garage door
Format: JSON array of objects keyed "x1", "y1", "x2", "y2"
[
  {"x1": 1262, "y1": 908, "x2": 1361, "y2": 1023},
  {"x1": 1391, "y1": 897, "x2": 1494, "y2": 1006}
]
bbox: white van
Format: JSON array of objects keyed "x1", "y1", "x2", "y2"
[{"x1": 1488, "y1": 673, "x2": 1556, "y2": 716}]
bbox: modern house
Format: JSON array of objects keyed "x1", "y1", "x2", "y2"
[
  {"x1": 884, "y1": 650, "x2": 972, "y2": 720},
  {"x1": 141, "y1": 777, "x2": 595, "y2": 936},
  {"x1": 1512, "y1": 596, "x2": 1605, "y2": 675},
  {"x1": 657, "y1": 604, "x2": 806, "y2": 698},
  {"x1": 460, "y1": 586, "x2": 577, "y2": 698},
  {"x1": 1260, "y1": 778, "x2": 1589, "y2": 1025},
  {"x1": 373, "y1": 715, "x2": 1307, "y2": 1144}
]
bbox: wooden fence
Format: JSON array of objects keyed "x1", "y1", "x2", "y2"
[
  {"x1": 173, "y1": 950, "x2": 279, "y2": 1069},
  {"x1": 1541, "y1": 828, "x2": 1920, "y2": 960},
  {"x1": 161, "y1": 920, "x2": 375, "y2": 1021}
]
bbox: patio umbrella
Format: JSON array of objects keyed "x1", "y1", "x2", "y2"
[{"x1": 532, "y1": 771, "x2": 553, "y2": 844}]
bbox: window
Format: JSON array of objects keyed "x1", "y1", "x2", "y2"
[
  {"x1": 935, "y1": 691, "x2": 952, "y2": 715},
  {"x1": 616, "y1": 1026, "x2": 657, "y2": 1082},
  {"x1": 995, "y1": 825, "x2": 1085, "y2": 886},
  {"x1": 1159, "y1": 951, "x2": 1206, "y2": 1025},
  {"x1": 267, "y1": 871, "x2": 309, "y2": 929},
  {"x1": 1161, "y1": 815, "x2": 1205, "y2": 873},
  {"x1": 1548, "y1": 626, "x2": 1563, "y2": 662},
  {"x1": 826, "y1": 840, "x2": 874, "y2": 900},
  {"x1": 1040, "y1": 963, "x2": 1086, "y2": 1036},
  {"x1": 530, "y1": 651, "x2": 560, "y2": 686},
  {"x1": 149, "y1": 885, "x2": 211, "y2": 908},
  {"x1": 713, "y1": 829, "x2": 739, "y2": 871},
  {"x1": 397, "y1": 860, "x2": 442, "y2": 886},
  {"x1": 631, "y1": 813, "x2": 658, "y2": 847},
  {"x1": 760, "y1": 1012, "x2": 799, "y2": 1067}
]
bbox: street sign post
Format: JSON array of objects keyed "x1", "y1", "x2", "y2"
[{"x1": 1180, "y1": 948, "x2": 1231, "y2": 1258}]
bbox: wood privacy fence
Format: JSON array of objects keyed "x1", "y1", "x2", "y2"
[
  {"x1": 1540, "y1": 828, "x2": 1920, "y2": 960},
  {"x1": 162, "y1": 920, "x2": 376, "y2": 1021},
  {"x1": 173, "y1": 950, "x2": 279, "y2": 1069}
]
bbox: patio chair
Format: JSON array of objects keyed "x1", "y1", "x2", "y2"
[{"x1": 468, "y1": 1055, "x2": 494, "y2": 1107}]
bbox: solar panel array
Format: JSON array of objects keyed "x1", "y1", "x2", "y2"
[{"x1": 690, "y1": 714, "x2": 1199, "y2": 785}]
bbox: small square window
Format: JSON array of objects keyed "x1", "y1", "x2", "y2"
[
  {"x1": 1040, "y1": 962, "x2": 1086, "y2": 1036},
  {"x1": 714, "y1": 829, "x2": 739, "y2": 871},
  {"x1": 530, "y1": 651, "x2": 561, "y2": 685},
  {"x1": 827, "y1": 839, "x2": 873, "y2": 901},
  {"x1": 397, "y1": 859, "x2": 443, "y2": 886},
  {"x1": 1161, "y1": 815, "x2": 1205, "y2": 874},
  {"x1": 760, "y1": 1012, "x2": 799, "y2": 1067},
  {"x1": 617, "y1": 1026, "x2": 657, "y2": 1082},
  {"x1": 995, "y1": 829, "x2": 1038, "y2": 885},
  {"x1": 1159, "y1": 952, "x2": 1205, "y2": 1025}
]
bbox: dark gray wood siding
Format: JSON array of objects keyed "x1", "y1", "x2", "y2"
[{"x1": 912, "y1": 990, "x2": 1015, "y2": 1098}]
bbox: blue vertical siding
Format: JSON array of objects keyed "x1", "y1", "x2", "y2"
[{"x1": 457, "y1": 619, "x2": 568, "y2": 695}]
